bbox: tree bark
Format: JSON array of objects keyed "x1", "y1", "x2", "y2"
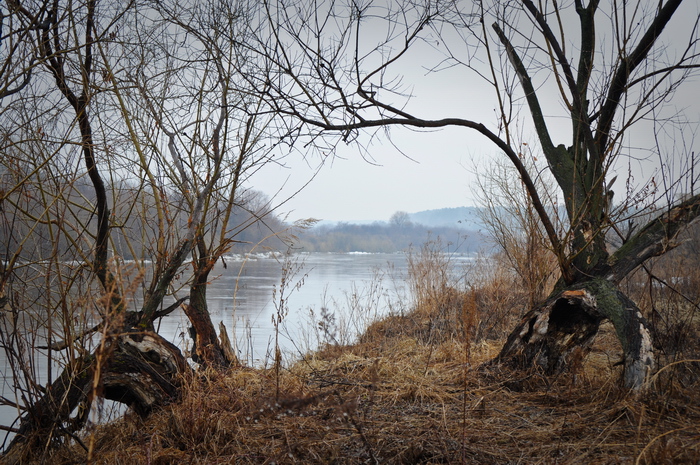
[
  {"x1": 3, "y1": 329, "x2": 186, "y2": 464},
  {"x1": 101, "y1": 329, "x2": 187, "y2": 414},
  {"x1": 493, "y1": 278, "x2": 654, "y2": 390},
  {"x1": 185, "y1": 265, "x2": 236, "y2": 368}
]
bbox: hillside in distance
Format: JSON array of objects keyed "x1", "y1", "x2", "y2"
[
  {"x1": 296, "y1": 207, "x2": 487, "y2": 253},
  {"x1": 408, "y1": 206, "x2": 486, "y2": 230}
]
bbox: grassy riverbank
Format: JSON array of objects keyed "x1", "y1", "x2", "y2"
[
  {"x1": 49, "y1": 305, "x2": 700, "y2": 463},
  {"x1": 18, "y1": 243, "x2": 700, "y2": 464}
]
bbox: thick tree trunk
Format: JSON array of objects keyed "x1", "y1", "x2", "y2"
[
  {"x1": 3, "y1": 329, "x2": 186, "y2": 464},
  {"x1": 186, "y1": 268, "x2": 237, "y2": 367},
  {"x1": 494, "y1": 278, "x2": 654, "y2": 390},
  {"x1": 101, "y1": 329, "x2": 188, "y2": 413}
]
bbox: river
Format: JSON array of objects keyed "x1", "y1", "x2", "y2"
[
  {"x1": 2, "y1": 252, "x2": 431, "y2": 439},
  {"x1": 150, "y1": 251, "x2": 413, "y2": 365}
]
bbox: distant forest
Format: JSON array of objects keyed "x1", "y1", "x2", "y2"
[
  {"x1": 0, "y1": 176, "x2": 288, "y2": 263},
  {"x1": 0, "y1": 177, "x2": 484, "y2": 260},
  {"x1": 294, "y1": 211, "x2": 485, "y2": 253}
]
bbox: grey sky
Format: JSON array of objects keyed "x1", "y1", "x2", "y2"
[
  {"x1": 251, "y1": 34, "x2": 502, "y2": 223},
  {"x1": 249, "y1": 1, "x2": 700, "y2": 224},
  {"x1": 254, "y1": 126, "x2": 483, "y2": 223}
]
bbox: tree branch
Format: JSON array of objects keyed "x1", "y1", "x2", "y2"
[
  {"x1": 607, "y1": 192, "x2": 700, "y2": 284},
  {"x1": 595, "y1": 0, "x2": 684, "y2": 151},
  {"x1": 520, "y1": 0, "x2": 601, "y2": 176},
  {"x1": 491, "y1": 22, "x2": 557, "y2": 158}
]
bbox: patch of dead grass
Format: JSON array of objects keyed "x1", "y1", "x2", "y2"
[
  {"x1": 36, "y1": 320, "x2": 698, "y2": 465},
  {"x1": 26, "y1": 239, "x2": 700, "y2": 464}
]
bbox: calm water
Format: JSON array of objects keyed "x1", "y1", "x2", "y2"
[
  {"x1": 0, "y1": 252, "x2": 422, "y2": 438},
  {"x1": 151, "y1": 252, "x2": 412, "y2": 364}
]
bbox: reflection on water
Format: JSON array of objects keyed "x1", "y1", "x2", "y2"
[
  {"x1": 149, "y1": 252, "x2": 411, "y2": 365},
  {"x1": 1, "y1": 251, "x2": 474, "y2": 439}
]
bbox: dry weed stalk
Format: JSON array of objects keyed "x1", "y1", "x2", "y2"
[{"x1": 15, "y1": 238, "x2": 700, "y2": 464}]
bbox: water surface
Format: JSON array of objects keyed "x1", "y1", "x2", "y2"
[
  {"x1": 152, "y1": 252, "x2": 411, "y2": 365},
  {"x1": 0, "y1": 252, "x2": 412, "y2": 439}
]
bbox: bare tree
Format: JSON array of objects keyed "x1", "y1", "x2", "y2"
[
  {"x1": 242, "y1": 0, "x2": 700, "y2": 389},
  {"x1": 0, "y1": 0, "x2": 296, "y2": 458},
  {"x1": 389, "y1": 211, "x2": 412, "y2": 228},
  {"x1": 120, "y1": 0, "x2": 301, "y2": 367},
  {"x1": 0, "y1": 2, "x2": 190, "y2": 459},
  {"x1": 473, "y1": 155, "x2": 561, "y2": 311},
  {"x1": 110, "y1": 0, "x2": 250, "y2": 367}
]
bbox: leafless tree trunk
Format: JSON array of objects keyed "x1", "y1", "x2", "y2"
[
  {"x1": 0, "y1": 0, "x2": 295, "y2": 457},
  {"x1": 241, "y1": 0, "x2": 700, "y2": 389}
]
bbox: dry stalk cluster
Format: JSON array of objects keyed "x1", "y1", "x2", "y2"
[{"x1": 27, "y1": 237, "x2": 696, "y2": 464}]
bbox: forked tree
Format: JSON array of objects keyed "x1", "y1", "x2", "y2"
[
  {"x1": 0, "y1": 2, "x2": 185, "y2": 457},
  {"x1": 0, "y1": 0, "x2": 290, "y2": 459},
  {"x1": 243, "y1": 0, "x2": 700, "y2": 388},
  {"x1": 118, "y1": 0, "x2": 278, "y2": 368}
]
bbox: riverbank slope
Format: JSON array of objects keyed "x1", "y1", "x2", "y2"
[{"x1": 42, "y1": 293, "x2": 700, "y2": 464}]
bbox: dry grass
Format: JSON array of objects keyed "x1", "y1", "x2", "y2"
[
  {"x1": 33, "y1": 312, "x2": 698, "y2": 465},
  {"x1": 19, "y1": 239, "x2": 700, "y2": 464}
]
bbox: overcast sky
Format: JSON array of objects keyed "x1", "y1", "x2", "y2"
[
  {"x1": 248, "y1": 2, "x2": 700, "y2": 224},
  {"x1": 250, "y1": 41, "x2": 509, "y2": 223},
  {"x1": 254, "y1": 126, "x2": 486, "y2": 224}
]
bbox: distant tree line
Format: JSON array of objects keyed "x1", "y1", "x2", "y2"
[
  {"x1": 0, "y1": 174, "x2": 287, "y2": 263},
  {"x1": 295, "y1": 211, "x2": 482, "y2": 253}
]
